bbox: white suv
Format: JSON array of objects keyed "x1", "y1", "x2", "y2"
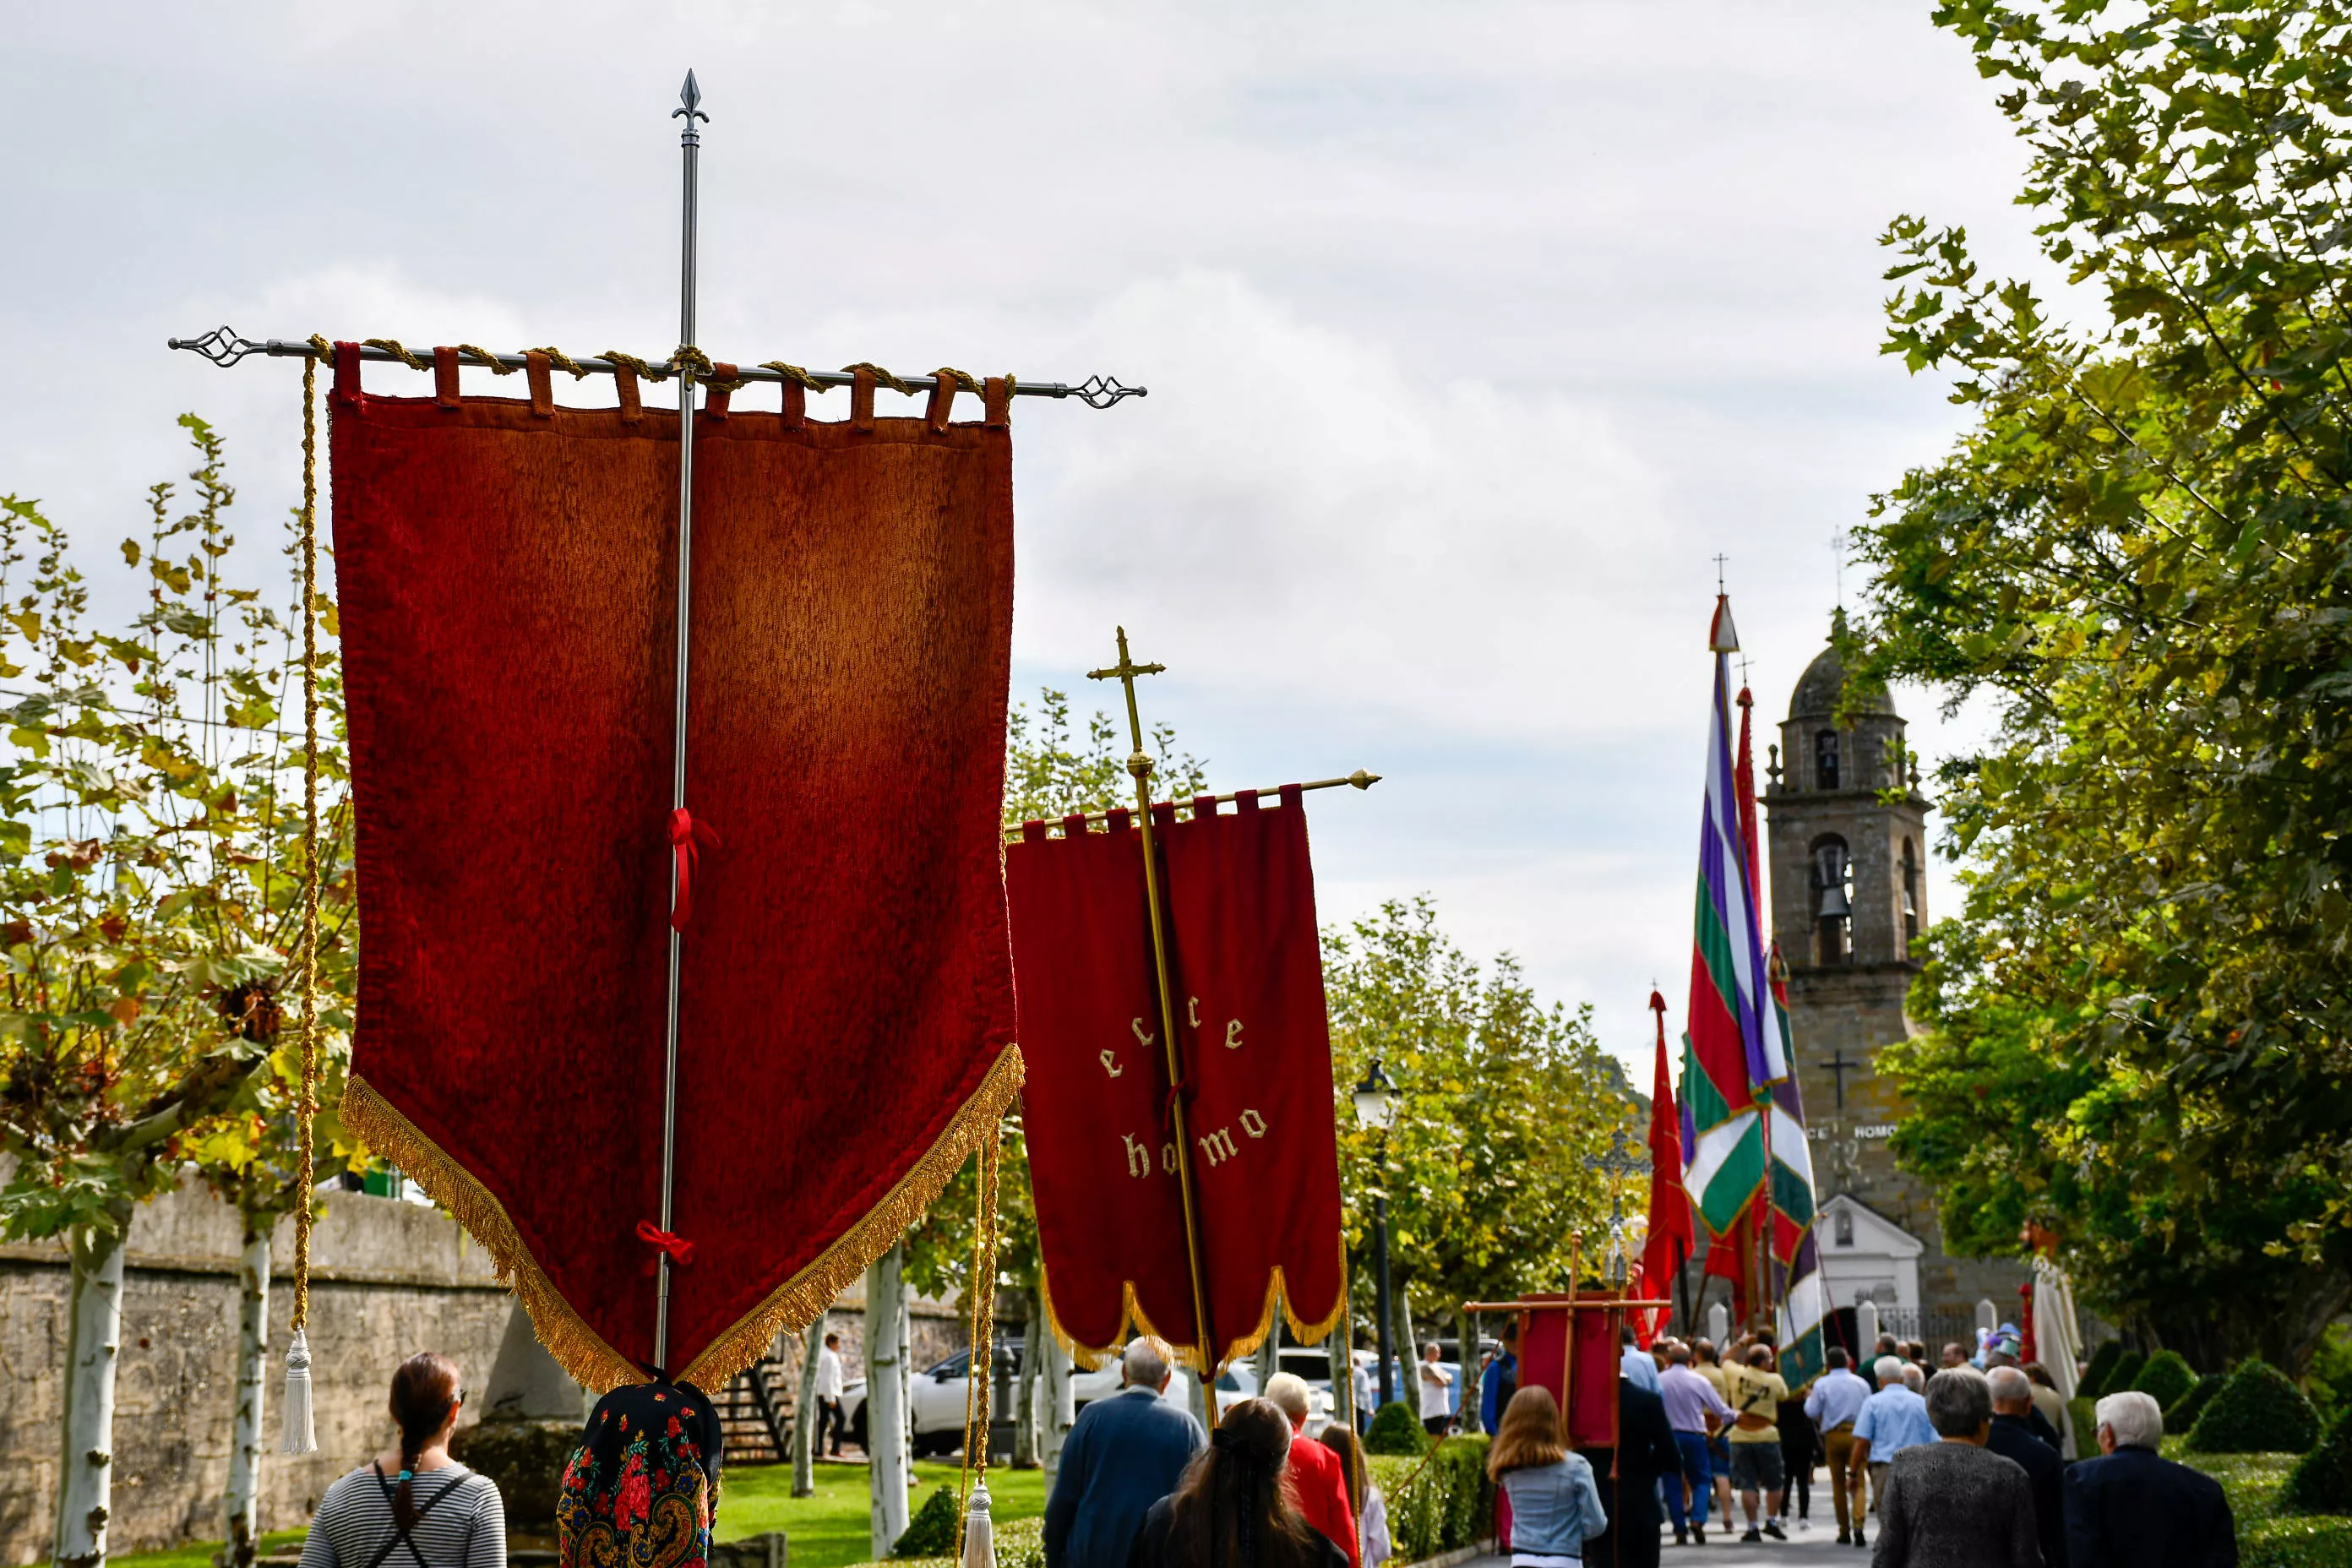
[{"x1": 845, "y1": 1339, "x2": 1135, "y2": 1456}]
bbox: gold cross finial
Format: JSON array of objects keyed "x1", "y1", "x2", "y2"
[{"x1": 1087, "y1": 625, "x2": 1168, "y2": 782}]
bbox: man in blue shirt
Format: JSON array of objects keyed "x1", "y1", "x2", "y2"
[
  {"x1": 1804, "y1": 1346, "x2": 1875, "y2": 1545},
  {"x1": 1479, "y1": 1319, "x2": 1519, "y2": 1435},
  {"x1": 1043, "y1": 1338, "x2": 1206, "y2": 1568},
  {"x1": 1849, "y1": 1354, "x2": 1936, "y2": 1548},
  {"x1": 1658, "y1": 1341, "x2": 1734, "y2": 1544}
]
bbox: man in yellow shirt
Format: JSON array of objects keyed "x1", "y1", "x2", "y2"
[
  {"x1": 1693, "y1": 1341, "x2": 1737, "y2": 1524},
  {"x1": 1723, "y1": 1343, "x2": 1791, "y2": 1542}
]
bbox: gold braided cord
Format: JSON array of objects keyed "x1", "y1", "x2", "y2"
[
  {"x1": 528, "y1": 346, "x2": 592, "y2": 379},
  {"x1": 361, "y1": 337, "x2": 431, "y2": 373},
  {"x1": 291, "y1": 352, "x2": 322, "y2": 1333},
  {"x1": 603, "y1": 351, "x2": 676, "y2": 384},
  {"x1": 958, "y1": 1120, "x2": 1004, "y2": 1518},
  {"x1": 1001, "y1": 375, "x2": 1018, "y2": 398},
  {"x1": 758, "y1": 361, "x2": 828, "y2": 392},
  {"x1": 841, "y1": 362, "x2": 915, "y2": 396},
  {"x1": 671, "y1": 346, "x2": 715, "y2": 382},
  {"x1": 931, "y1": 368, "x2": 984, "y2": 395},
  {"x1": 704, "y1": 370, "x2": 749, "y2": 394},
  {"x1": 306, "y1": 334, "x2": 333, "y2": 363},
  {"x1": 454, "y1": 346, "x2": 520, "y2": 376}
]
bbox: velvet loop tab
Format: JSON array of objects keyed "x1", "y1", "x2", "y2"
[
  {"x1": 433, "y1": 346, "x2": 462, "y2": 409},
  {"x1": 984, "y1": 377, "x2": 1012, "y2": 427},
  {"x1": 328, "y1": 357, "x2": 1020, "y2": 1391},
  {"x1": 704, "y1": 363, "x2": 737, "y2": 422},
  {"x1": 525, "y1": 351, "x2": 554, "y2": 418},
  {"x1": 615, "y1": 363, "x2": 643, "y2": 424},
  {"x1": 925, "y1": 375, "x2": 958, "y2": 433},
  {"x1": 850, "y1": 367, "x2": 877, "y2": 432},
  {"x1": 668, "y1": 808, "x2": 721, "y2": 934},
  {"x1": 636, "y1": 1219, "x2": 696, "y2": 1268}
]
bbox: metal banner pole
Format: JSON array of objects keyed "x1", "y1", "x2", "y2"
[{"x1": 655, "y1": 68, "x2": 708, "y2": 1373}]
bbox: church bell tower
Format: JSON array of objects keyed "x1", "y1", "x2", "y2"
[{"x1": 1763, "y1": 615, "x2": 2021, "y2": 1337}]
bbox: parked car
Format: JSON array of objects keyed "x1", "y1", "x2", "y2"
[
  {"x1": 1216, "y1": 1354, "x2": 1338, "y2": 1436},
  {"x1": 843, "y1": 1337, "x2": 1144, "y2": 1455}
]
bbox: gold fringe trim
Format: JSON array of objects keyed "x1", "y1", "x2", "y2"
[
  {"x1": 678, "y1": 1043, "x2": 1025, "y2": 1390},
  {"x1": 1039, "y1": 1230, "x2": 1352, "y2": 1376},
  {"x1": 341, "y1": 1075, "x2": 645, "y2": 1392}
]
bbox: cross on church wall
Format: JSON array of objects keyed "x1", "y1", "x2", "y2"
[{"x1": 1825, "y1": 1048, "x2": 1864, "y2": 1112}]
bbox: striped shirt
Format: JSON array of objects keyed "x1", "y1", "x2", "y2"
[{"x1": 298, "y1": 1462, "x2": 505, "y2": 1568}]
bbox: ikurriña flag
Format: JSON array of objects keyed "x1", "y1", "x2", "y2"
[{"x1": 1008, "y1": 787, "x2": 1346, "y2": 1370}]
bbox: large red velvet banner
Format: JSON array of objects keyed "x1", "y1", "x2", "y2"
[
  {"x1": 330, "y1": 346, "x2": 1019, "y2": 1391},
  {"x1": 1009, "y1": 787, "x2": 1345, "y2": 1369}
]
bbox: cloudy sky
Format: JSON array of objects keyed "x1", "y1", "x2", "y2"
[{"x1": 0, "y1": 3, "x2": 2047, "y2": 1083}]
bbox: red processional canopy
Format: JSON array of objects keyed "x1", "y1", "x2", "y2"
[{"x1": 329, "y1": 346, "x2": 1021, "y2": 1390}]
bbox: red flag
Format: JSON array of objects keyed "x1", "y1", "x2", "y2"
[
  {"x1": 1639, "y1": 989, "x2": 1696, "y2": 1337},
  {"x1": 329, "y1": 345, "x2": 1020, "y2": 1391},
  {"x1": 1010, "y1": 787, "x2": 1346, "y2": 1369}
]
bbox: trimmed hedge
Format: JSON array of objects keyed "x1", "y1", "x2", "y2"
[
  {"x1": 2072, "y1": 1396, "x2": 2099, "y2": 1448},
  {"x1": 2172, "y1": 1374, "x2": 2230, "y2": 1433},
  {"x1": 853, "y1": 1515, "x2": 1046, "y2": 1568},
  {"x1": 893, "y1": 1486, "x2": 961, "y2": 1557},
  {"x1": 2082, "y1": 1341, "x2": 2127, "y2": 1399},
  {"x1": 1366, "y1": 1399, "x2": 1429, "y2": 1455},
  {"x1": 2284, "y1": 1408, "x2": 2352, "y2": 1516},
  {"x1": 2135, "y1": 1349, "x2": 2199, "y2": 1412},
  {"x1": 1370, "y1": 1435, "x2": 1494, "y2": 1561},
  {"x1": 2178, "y1": 1447, "x2": 2352, "y2": 1568},
  {"x1": 2104, "y1": 1350, "x2": 2148, "y2": 1403},
  {"x1": 2191, "y1": 1360, "x2": 2323, "y2": 1456}
]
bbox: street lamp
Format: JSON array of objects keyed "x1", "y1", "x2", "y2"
[{"x1": 1351, "y1": 1059, "x2": 1400, "y2": 1411}]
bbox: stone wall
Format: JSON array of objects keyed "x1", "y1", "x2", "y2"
[
  {"x1": 1, "y1": 1176, "x2": 1021, "y2": 1565},
  {"x1": 0, "y1": 1179, "x2": 515, "y2": 1565}
]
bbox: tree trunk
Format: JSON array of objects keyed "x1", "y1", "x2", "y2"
[
  {"x1": 1039, "y1": 1326, "x2": 1075, "y2": 1484},
  {"x1": 865, "y1": 1246, "x2": 911, "y2": 1558},
  {"x1": 1390, "y1": 1280, "x2": 1416, "y2": 1413},
  {"x1": 55, "y1": 1217, "x2": 128, "y2": 1568},
  {"x1": 1012, "y1": 1288, "x2": 1041, "y2": 1469},
  {"x1": 1252, "y1": 1288, "x2": 1281, "y2": 1396},
  {"x1": 791, "y1": 1315, "x2": 824, "y2": 1498},
  {"x1": 226, "y1": 1218, "x2": 270, "y2": 1565}
]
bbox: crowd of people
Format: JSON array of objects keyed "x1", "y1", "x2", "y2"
[{"x1": 301, "y1": 1327, "x2": 2236, "y2": 1568}]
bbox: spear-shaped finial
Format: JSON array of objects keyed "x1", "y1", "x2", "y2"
[{"x1": 675, "y1": 69, "x2": 708, "y2": 143}]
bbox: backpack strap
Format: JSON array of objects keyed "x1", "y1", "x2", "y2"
[{"x1": 367, "y1": 1463, "x2": 461, "y2": 1568}]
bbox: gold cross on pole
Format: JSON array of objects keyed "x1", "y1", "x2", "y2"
[{"x1": 1086, "y1": 627, "x2": 1217, "y2": 1384}]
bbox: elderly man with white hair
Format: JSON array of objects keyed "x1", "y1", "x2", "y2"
[
  {"x1": 1849, "y1": 1354, "x2": 1937, "y2": 1547},
  {"x1": 1042, "y1": 1337, "x2": 1205, "y2": 1568},
  {"x1": 2062, "y1": 1391, "x2": 2236, "y2": 1568},
  {"x1": 1266, "y1": 1370, "x2": 1361, "y2": 1568},
  {"x1": 1985, "y1": 1366, "x2": 2066, "y2": 1568}
]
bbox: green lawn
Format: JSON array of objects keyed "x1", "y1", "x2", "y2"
[
  {"x1": 63, "y1": 1462, "x2": 1043, "y2": 1568},
  {"x1": 68, "y1": 1528, "x2": 309, "y2": 1568},
  {"x1": 716, "y1": 1460, "x2": 1046, "y2": 1568}
]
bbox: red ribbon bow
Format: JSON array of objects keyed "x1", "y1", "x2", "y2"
[
  {"x1": 636, "y1": 1219, "x2": 694, "y2": 1270},
  {"x1": 667, "y1": 808, "x2": 721, "y2": 932}
]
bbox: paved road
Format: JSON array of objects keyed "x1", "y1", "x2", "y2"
[{"x1": 1462, "y1": 1516, "x2": 1874, "y2": 1568}]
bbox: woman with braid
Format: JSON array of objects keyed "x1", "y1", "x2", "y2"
[
  {"x1": 1127, "y1": 1398, "x2": 1348, "y2": 1568},
  {"x1": 300, "y1": 1353, "x2": 505, "y2": 1568}
]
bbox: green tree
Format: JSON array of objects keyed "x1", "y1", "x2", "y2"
[
  {"x1": 1851, "y1": 0, "x2": 2352, "y2": 1372},
  {"x1": 1325, "y1": 898, "x2": 1631, "y2": 1361},
  {"x1": 0, "y1": 418, "x2": 359, "y2": 1564}
]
